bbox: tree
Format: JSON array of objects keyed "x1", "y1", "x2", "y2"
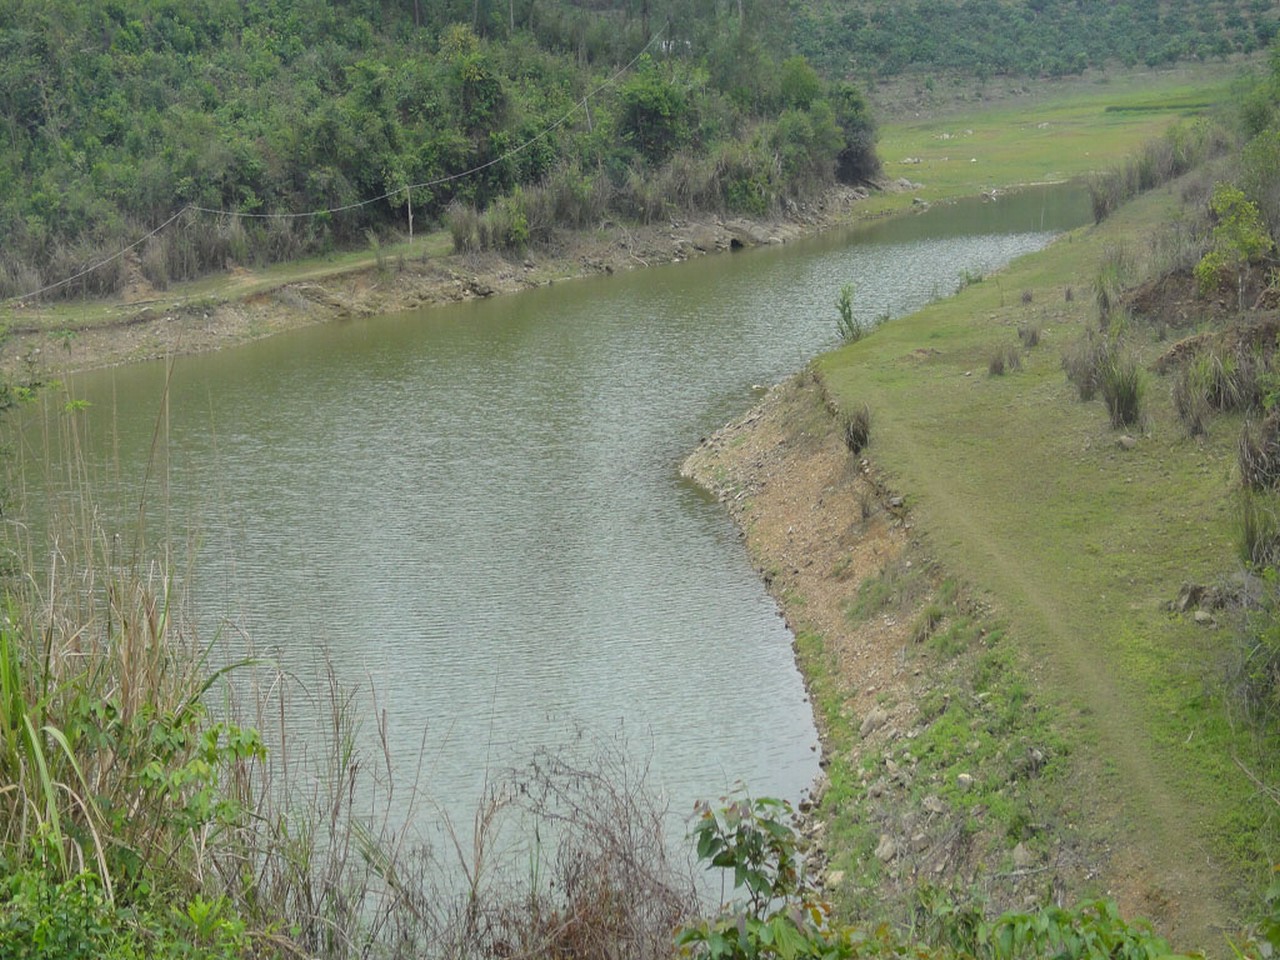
[{"x1": 617, "y1": 56, "x2": 688, "y2": 164}]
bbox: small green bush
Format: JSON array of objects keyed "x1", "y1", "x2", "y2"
[{"x1": 1194, "y1": 182, "x2": 1274, "y2": 298}]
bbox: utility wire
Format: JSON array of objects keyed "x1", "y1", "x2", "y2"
[
  {"x1": 3, "y1": 24, "x2": 668, "y2": 307},
  {"x1": 2, "y1": 207, "x2": 191, "y2": 306}
]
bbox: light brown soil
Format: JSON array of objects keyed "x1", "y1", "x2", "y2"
[{"x1": 682, "y1": 375, "x2": 913, "y2": 740}]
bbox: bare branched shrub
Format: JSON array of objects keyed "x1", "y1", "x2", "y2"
[{"x1": 493, "y1": 746, "x2": 699, "y2": 960}]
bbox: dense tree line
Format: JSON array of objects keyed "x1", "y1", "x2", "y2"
[
  {"x1": 791, "y1": 0, "x2": 1277, "y2": 81},
  {"x1": 0, "y1": 0, "x2": 877, "y2": 301}
]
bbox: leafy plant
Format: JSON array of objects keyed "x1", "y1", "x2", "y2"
[
  {"x1": 1195, "y1": 182, "x2": 1275, "y2": 299},
  {"x1": 677, "y1": 796, "x2": 840, "y2": 959}
]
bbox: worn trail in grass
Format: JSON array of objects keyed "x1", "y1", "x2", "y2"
[{"x1": 817, "y1": 186, "x2": 1262, "y2": 945}]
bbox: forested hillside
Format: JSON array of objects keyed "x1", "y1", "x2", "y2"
[
  {"x1": 792, "y1": 0, "x2": 1277, "y2": 78},
  {"x1": 5, "y1": 0, "x2": 1273, "y2": 304},
  {"x1": 0, "y1": 0, "x2": 876, "y2": 301}
]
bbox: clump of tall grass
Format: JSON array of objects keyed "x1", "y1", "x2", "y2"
[
  {"x1": 1237, "y1": 489, "x2": 1280, "y2": 569},
  {"x1": 1017, "y1": 320, "x2": 1042, "y2": 349},
  {"x1": 842, "y1": 403, "x2": 872, "y2": 454},
  {"x1": 1098, "y1": 345, "x2": 1145, "y2": 429},
  {"x1": 1240, "y1": 412, "x2": 1280, "y2": 490},
  {"x1": 1061, "y1": 328, "x2": 1109, "y2": 401},
  {"x1": 1174, "y1": 345, "x2": 1269, "y2": 436},
  {"x1": 1094, "y1": 244, "x2": 1135, "y2": 328},
  {"x1": 988, "y1": 344, "x2": 1022, "y2": 377}
]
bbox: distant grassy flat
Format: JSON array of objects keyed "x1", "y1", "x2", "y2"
[{"x1": 867, "y1": 65, "x2": 1244, "y2": 215}]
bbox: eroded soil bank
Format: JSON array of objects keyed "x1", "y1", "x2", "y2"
[{"x1": 0, "y1": 185, "x2": 886, "y2": 382}]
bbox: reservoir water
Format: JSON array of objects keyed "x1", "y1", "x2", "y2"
[{"x1": 6, "y1": 184, "x2": 1090, "y2": 842}]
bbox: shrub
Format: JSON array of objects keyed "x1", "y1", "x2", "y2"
[
  {"x1": 447, "y1": 201, "x2": 481, "y2": 253},
  {"x1": 1017, "y1": 320, "x2": 1041, "y2": 349},
  {"x1": 1194, "y1": 182, "x2": 1274, "y2": 300},
  {"x1": 1098, "y1": 346, "x2": 1145, "y2": 428},
  {"x1": 842, "y1": 403, "x2": 872, "y2": 454}
]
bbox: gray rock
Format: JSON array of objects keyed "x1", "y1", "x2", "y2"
[
  {"x1": 860, "y1": 707, "x2": 890, "y2": 738},
  {"x1": 956, "y1": 773, "x2": 975, "y2": 791},
  {"x1": 923, "y1": 795, "x2": 947, "y2": 815},
  {"x1": 1012, "y1": 842, "x2": 1036, "y2": 870},
  {"x1": 1117, "y1": 434, "x2": 1137, "y2": 450},
  {"x1": 875, "y1": 834, "x2": 897, "y2": 862}
]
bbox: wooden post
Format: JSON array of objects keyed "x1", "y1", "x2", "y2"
[{"x1": 406, "y1": 187, "x2": 414, "y2": 244}]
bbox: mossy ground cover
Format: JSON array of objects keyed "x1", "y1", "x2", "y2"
[{"x1": 814, "y1": 179, "x2": 1275, "y2": 944}]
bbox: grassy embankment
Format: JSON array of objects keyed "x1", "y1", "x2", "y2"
[{"x1": 780, "y1": 73, "x2": 1274, "y2": 951}]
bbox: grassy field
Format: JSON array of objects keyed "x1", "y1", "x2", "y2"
[
  {"x1": 867, "y1": 64, "x2": 1246, "y2": 215},
  {"x1": 814, "y1": 176, "x2": 1272, "y2": 943}
]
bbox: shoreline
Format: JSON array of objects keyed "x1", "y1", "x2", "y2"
[
  {"x1": 0, "y1": 182, "x2": 903, "y2": 383},
  {"x1": 678, "y1": 371, "x2": 1167, "y2": 931}
]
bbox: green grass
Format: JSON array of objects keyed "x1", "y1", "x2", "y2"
[
  {"x1": 814, "y1": 175, "x2": 1265, "y2": 944},
  {"x1": 867, "y1": 64, "x2": 1242, "y2": 217}
]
